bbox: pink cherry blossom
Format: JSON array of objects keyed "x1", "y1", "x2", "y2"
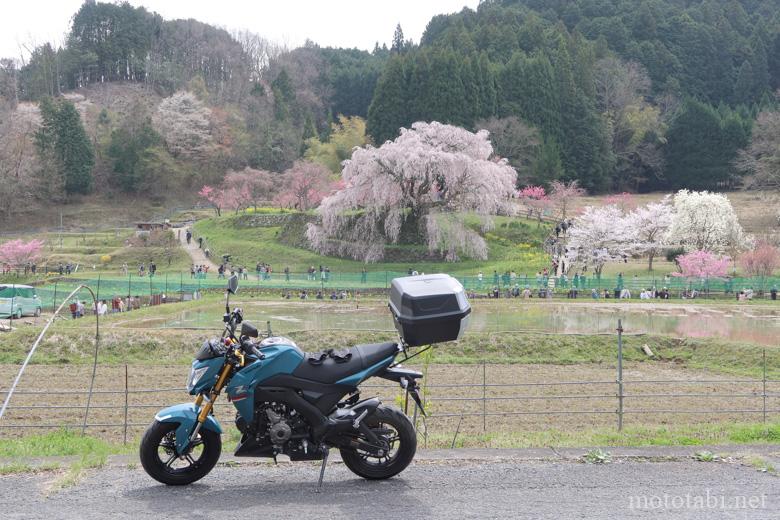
[
  {"x1": 0, "y1": 239, "x2": 44, "y2": 266},
  {"x1": 675, "y1": 250, "x2": 730, "y2": 278}
]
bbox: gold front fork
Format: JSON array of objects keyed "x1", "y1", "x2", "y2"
[{"x1": 195, "y1": 362, "x2": 233, "y2": 423}]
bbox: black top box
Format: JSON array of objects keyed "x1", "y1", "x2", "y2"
[{"x1": 389, "y1": 274, "x2": 471, "y2": 347}]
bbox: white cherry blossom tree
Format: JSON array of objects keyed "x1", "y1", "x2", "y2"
[
  {"x1": 624, "y1": 195, "x2": 674, "y2": 271},
  {"x1": 154, "y1": 91, "x2": 214, "y2": 160},
  {"x1": 665, "y1": 190, "x2": 747, "y2": 254},
  {"x1": 564, "y1": 205, "x2": 637, "y2": 277}
]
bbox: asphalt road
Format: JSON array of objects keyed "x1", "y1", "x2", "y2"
[{"x1": 3, "y1": 455, "x2": 778, "y2": 519}]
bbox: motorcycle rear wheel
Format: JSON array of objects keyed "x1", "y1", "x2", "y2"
[
  {"x1": 139, "y1": 421, "x2": 221, "y2": 485},
  {"x1": 340, "y1": 405, "x2": 416, "y2": 480}
]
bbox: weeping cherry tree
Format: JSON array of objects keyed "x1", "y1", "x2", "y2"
[{"x1": 307, "y1": 122, "x2": 517, "y2": 262}]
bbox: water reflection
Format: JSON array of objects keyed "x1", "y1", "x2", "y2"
[{"x1": 155, "y1": 301, "x2": 780, "y2": 346}]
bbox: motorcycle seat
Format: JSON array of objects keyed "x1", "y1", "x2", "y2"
[{"x1": 292, "y1": 342, "x2": 398, "y2": 385}]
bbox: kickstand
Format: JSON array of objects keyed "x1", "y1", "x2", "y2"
[{"x1": 316, "y1": 447, "x2": 330, "y2": 493}]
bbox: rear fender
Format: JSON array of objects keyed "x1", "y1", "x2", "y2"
[
  {"x1": 154, "y1": 403, "x2": 223, "y2": 454},
  {"x1": 376, "y1": 367, "x2": 423, "y2": 383}
]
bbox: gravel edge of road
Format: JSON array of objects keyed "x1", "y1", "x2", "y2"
[{"x1": 3, "y1": 444, "x2": 779, "y2": 472}]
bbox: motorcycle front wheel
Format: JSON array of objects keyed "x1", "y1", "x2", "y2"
[
  {"x1": 340, "y1": 404, "x2": 417, "y2": 480},
  {"x1": 139, "y1": 421, "x2": 221, "y2": 485}
]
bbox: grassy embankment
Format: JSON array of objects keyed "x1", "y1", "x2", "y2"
[
  {"x1": 0, "y1": 229, "x2": 191, "y2": 282},
  {"x1": 1, "y1": 298, "x2": 778, "y2": 378},
  {"x1": 193, "y1": 212, "x2": 550, "y2": 275}
]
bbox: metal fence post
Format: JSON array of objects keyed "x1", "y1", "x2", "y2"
[
  {"x1": 617, "y1": 319, "x2": 624, "y2": 432},
  {"x1": 763, "y1": 349, "x2": 767, "y2": 424},
  {"x1": 482, "y1": 361, "x2": 487, "y2": 432},
  {"x1": 52, "y1": 282, "x2": 58, "y2": 313},
  {"x1": 123, "y1": 364, "x2": 129, "y2": 444}
]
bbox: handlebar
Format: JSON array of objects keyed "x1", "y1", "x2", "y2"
[
  {"x1": 222, "y1": 307, "x2": 243, "y2": 338},
  {"x1": 240, "y1": 338, "x2": 264, "y2": 359}
]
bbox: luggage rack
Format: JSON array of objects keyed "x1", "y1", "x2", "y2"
[{"x1": 390, "y1": 343, "x2": 433, "y2": 368}]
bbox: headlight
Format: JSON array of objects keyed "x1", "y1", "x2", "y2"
[{"x1": 187, "y1": 366, "x2": 210, "y2": 392}]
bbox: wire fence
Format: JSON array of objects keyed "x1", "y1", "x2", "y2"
[{"x1": 0, "y1": 322, "x2": 776, "y2": 445}]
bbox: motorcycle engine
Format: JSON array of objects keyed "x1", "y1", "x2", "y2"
[
  {"x1": 236, "y1": 402, "x2": 311, "y2": 453},
  {"x1": 265, "y1": 407, "x2": 292, "y2": 445}
]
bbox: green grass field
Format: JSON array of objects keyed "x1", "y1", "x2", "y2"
[
  {"x1": 193, "y1": 212, "x2": 550, "y2": 275},
  {"x1": 0, "y1": 229, "x2": 191, "y2": 280}
]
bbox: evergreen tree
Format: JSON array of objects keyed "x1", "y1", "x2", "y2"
[
  {"x1": 35, "y1": 98, "x2": 94, "y2": 197},
  {"x1": 405, "y1": 52, "x2": 432, "y2": 124},
  {"x1": 271, "y1": 68, "x2": 296, "y2": 121},
  {"x1": 770, "y1": 32, "x2": 780, "y2": 91},
  {"x1": 367, "y1": 56, "x2": 409, "y2": 143},
  {"x1": 748, "y1": 37, "x2": 770, "y2": 100},
  {"x1": 531, "y1": 138, "x2": 564, "y2": 186},
  {"x1": 460, "y1": 56, "x2": 480, "y2": 127},
  {"x1": 391, "y1": 24, "x2": 405, "y2": 54},
  {"x1": 425, "y1": 50, "x2": 467, "y2": 126},
  {"x1": 107, "y1": 113, "x2": 162, "y2": 193},
  {"x1": 476, "y1": 52, "x2": 497, "y2": 119},
  {"x1": 54, "y1": 101, "x2": 94, "y2": 195},
  {"x1": 663, "y1": 99, "x2": 746, "y2": 190},
  {"x1": 553, "y1": 42, "x2": 611, "y2": 191},
  {"x1": 733, "y1": 60, "x2": 755, "y2": 105},
  {"x1": 33, "y1": 97, "x2": 63, "y2": 200}
]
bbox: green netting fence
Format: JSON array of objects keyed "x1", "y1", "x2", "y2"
[{"x1": 17, "y1": 271, "x2": 780, "y2": 312}]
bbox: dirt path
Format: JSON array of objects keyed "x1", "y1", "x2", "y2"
[{"x1": 174, "y1": 224, "x2": 218, "y2": 272}]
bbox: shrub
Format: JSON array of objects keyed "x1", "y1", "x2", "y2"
[{"x1": 665, "y1": 247, "x2": 685, "y2": 263}]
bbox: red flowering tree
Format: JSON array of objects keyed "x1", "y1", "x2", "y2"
[
  {"x1": 549, "y1": 180, "x2": 585, "y2": 221},
  {"x1": 223, "y1": 168, "x2": 276, "y2": 211},
  {"x1": 199, "y1": 168, "x2": 273, "y2": 216},
  {"x1": 739, "y1": 242, "x2": 780, "y2": 278},
  {"x1": 274, "y1": 161, "x2": 338, "y2": 211},
  {"x1": 518, "y1": 185, "x2": 552, "y2": 225},
  {"x1": 603, "y1": 192, "x2": 637, "y2": 213},
  {"x1": 675, "y1": 251, "x2": 730, "y2": 278},
  {"x1": 0, "y1": 239, "x2": 44, "y2": 267}
]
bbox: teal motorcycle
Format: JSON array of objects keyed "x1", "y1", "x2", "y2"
[{"x1": 140, "y1": 274, "x2": 470, "y2": 488}]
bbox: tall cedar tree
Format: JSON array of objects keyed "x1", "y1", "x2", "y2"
[
  {"x1": 367, "y1": 56, "x2": 408, "y2": 144},
  {"x1": 663, "y1": 99, "x2": 749, "y2": 190},
  {"x1": 35, "y1": 97, "x2": 94, "y2": 196}
]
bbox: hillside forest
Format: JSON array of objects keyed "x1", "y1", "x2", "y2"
[{"x1": 1, "y1": 0, "x2": 779, "y2": 224}]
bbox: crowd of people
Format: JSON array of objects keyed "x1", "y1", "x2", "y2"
[
  {"x1": 281, "y1": 289, "x2": 354, "y2": 300},
  {"x1": 136, "y1": 262, "x2": 158, "y2": 277},
  {"x1": 306, "y1": 265, "x2": 332, "y2": 282},
  {"x1": 68, "y1": 295, "x2": 145, "y2": 318},
  {"x1": 190, "y1": 264, "x2": 210, "y2": 278}
]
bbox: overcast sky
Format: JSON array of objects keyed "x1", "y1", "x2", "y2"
[{"x1": 1, "y1": 0, "x2": 481, "y2": 60}]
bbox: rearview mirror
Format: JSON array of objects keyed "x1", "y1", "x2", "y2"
[
  {"x1": 227, "y1": 274, "x2": 239, "y2": 295},
  {"x1": 241, "y1": 322, "x2": 258, "y2": 338}
]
